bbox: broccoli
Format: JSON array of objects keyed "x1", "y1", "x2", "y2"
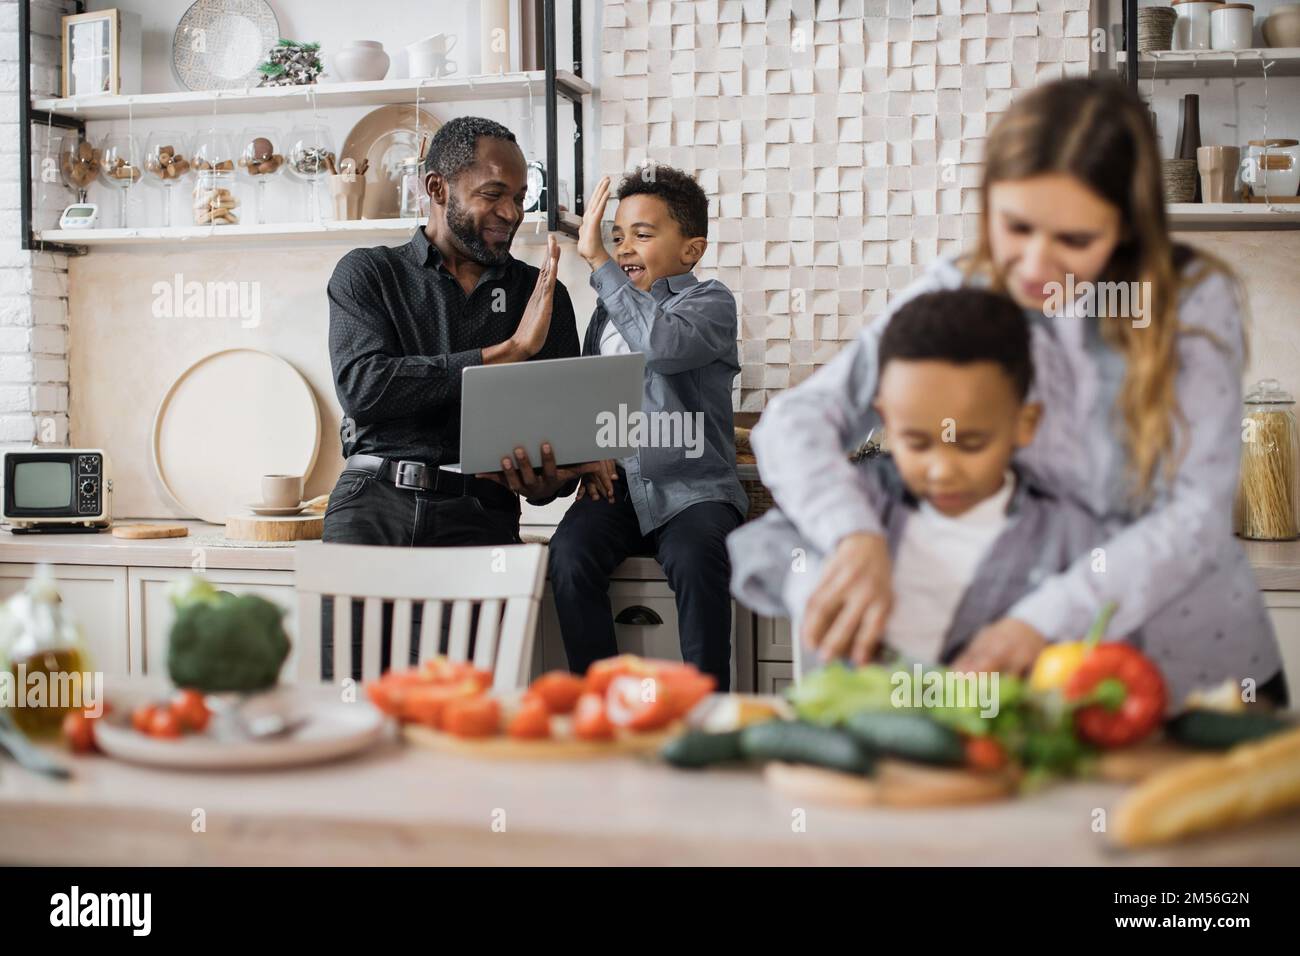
[{"x1": 166, "y1": 579, "x2": 290, "y2": 692}]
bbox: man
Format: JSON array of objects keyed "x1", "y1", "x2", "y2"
[{"x1": 322, "y1": 116, "x2": 606, "y2": 673}]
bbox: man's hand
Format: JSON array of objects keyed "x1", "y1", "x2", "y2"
[
  {"x1": 485, "y1": 235, "x2": 560, "y2": 364},
  {"x1": 801, "y1": 532, "x2": 894, "y2": 666},
  {"x1": 578, "y1": 460, "x2": 618, "y2": 502},
  {"x1": 577, "y1": 176, "x2": 612, "y2": 270},
  {"x1": 477, "y1": 443, "x2": 611, "y2": 502},
  {"x1": 950, "y1": 618, "x2": 1047, "y2": 675}
]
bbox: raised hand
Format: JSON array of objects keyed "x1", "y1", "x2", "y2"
[
  {"x1": 508, "y1": 234, "x2": 561, "y2": 360},
  {"x1": 577, "y1": 176, "x2": 612, "y2": 270}
]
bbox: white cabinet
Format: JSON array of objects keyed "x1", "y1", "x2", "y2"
[
  {"x1": 1262, "y1": 592, "x2": 1300, "y2": 695},
  {"x1": 0, "y1": 563, "x2": 130, "y2": 676},
  {"x1": 126, "y1": 567, "x2": 296, "y2": 679},
  {"x1": 755, "y1": 615, "x2": 793, "y2": 662},
  {"x1": 757, "y1": 661, "x2": 794, "y2": 696}
]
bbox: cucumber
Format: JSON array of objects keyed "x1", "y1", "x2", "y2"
[
  {"x1": 842, "y1": 710, "x2": 966, "y2": 766},
  {"x1": 1166, "y1": 709, "x2": 1292, "y2": 751},
  {"x1": 739, "y1": 720, "x2": 874, "y2": 774},
  {"x1": 661, "y1": 729, "x2": 745, "y2": 769}
]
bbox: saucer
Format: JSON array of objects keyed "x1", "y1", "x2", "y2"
[{"x1": 248, "y1": 502, "x2": 307, "y2": 516}]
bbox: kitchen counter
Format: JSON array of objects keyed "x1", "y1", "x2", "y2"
[
  {"x1": 1239, "y1": 539, "x2": 1300, "y2": 591},
  {"x1": 2, "y1": 731, "x2": 1297, "y2": 866},
  {"x1": 0, "y1": 520, "x2": 295, "y2": 571}
]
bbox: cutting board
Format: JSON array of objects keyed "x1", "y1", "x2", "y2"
[
  {"x1": 764, "y1": 759, "x2": 1019, "y2": 808},
  {"x1": 225, "y1": 514, "x2": 323, "y2": 542},
  {"x1": 404, "y1": 721, "x2": 681, "y2": 761},
  {"x1": 111, "y1": 523, "x2": 188, "y2": 540}
]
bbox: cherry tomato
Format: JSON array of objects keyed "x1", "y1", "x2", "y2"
[
  {"x1": 149, "y1": 708, "x2": 182, "y2": 739},
  {"x1": 170, "y1": 689, "x2": 210, "y2": 733},
  {"x1": 507, "y1": 696, "x2": 551, "y2": 740},
  {"x1": 528, "y1": 671, "x2": 585, "y2": 714},
  {"x1": 964, "y1": 735, "x2": 1008, "y2": 773},
  {"x1": 572, "y1": 692, "x2": 615, "y2": 741},
  {"x1": 441, "y1": 696, "x2": 501, "y2": 738},
  {"x1": 62, "y1": 711, "x2": 96, "y2": 754},
  {"x1": 131, "y1": 704, "x2": 158, "y2": 734}
]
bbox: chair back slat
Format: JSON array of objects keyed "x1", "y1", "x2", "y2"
[
  {"x1": 447, "y1": 601, "x2": 473, "y2": 662},
  {"x1": 418, "y1": 600, "x2": 444, "y2": 664},
  {"x1": 390, "y1": 598, "x2": 414, "y2": 670},
  {"x1": 473, "y1": 598, "x2": 504, "y2": 673}
]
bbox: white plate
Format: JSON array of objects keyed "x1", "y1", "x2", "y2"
[
  {"x1": 248, "y1": 503, "x2": 306, "y2": 516},
  {"x1": 172, "y1": 0, "x2": 280, "y2": 92},
  {"x1": 152, "y1": 348, "x2": 320, "y2": 524},
  {"x1": 96, "y1": 687, "x2": 387, "y2": 771}
]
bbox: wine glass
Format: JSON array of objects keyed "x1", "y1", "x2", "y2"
[
  {"x1": 143, "y1": 130, "x2": 191, "y2": 228},
  {"x1": 57, "y1": 132, "x2": 99, "y2": 204},
  {"x1": 237, "y1": 126, "x2": 283, "y2": 225},
  {"x1": 285, "y1": 123, "x2": 336, "y2": 223},
  {"x1": 96, "y1": 133, "x2": 141, "y2": 228}
]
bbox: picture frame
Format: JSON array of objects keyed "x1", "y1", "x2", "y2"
[{"x1": 61, "y1": 9, "x2": 141, "y2": 98}]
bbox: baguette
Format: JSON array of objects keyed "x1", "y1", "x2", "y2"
[{"x1": 1112, "y1": 727, "x2": 1300, "y2": 847}]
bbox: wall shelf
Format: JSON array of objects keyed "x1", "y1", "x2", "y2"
[
  {"x1": 1167, "y1": 203, "x2": 1300, "y2": 229},
  {"x1": 1117, "y1": 48, "x2": 1300, "y2": 79},
  {"x1": 31, "y1": 211, "x2": 581, "y2": 249},
  {"x1": 30, "y1": 71, "x2": 592, "y2": 122}
]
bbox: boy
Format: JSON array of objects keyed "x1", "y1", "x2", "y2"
[
  {"x1": 546, "y1": 167, "x2": 748, "y2": 689},
  {"x1": 729, "y1": 289, "x2": 1102, "y2": 669}
]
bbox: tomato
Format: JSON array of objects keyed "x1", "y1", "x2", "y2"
[
  {"x1": 964, "y1": 735, "x2": 1008, "y2": 773},
  {"x1": 441, "y1": 696, "x2": 502, "y2": 738},
  {"x1": 170, "y1": 689, "x2": 210, "y2": 733},
  {"x1": 572, "y1": 692, "x2": 615, "y2": 741},
  {"x1": 400, "y1": 680, "x2": 482, "y2": 728},
  {"x1": 584, "y1": 655, "x2": 654, "y2": 695},
  {"x1": 131, "y1": 704, "x2": 158, "y2": 734},
  {"x1": 528, "y1": 671, "x2": 585, "y2": 714},
  {"x1": 148, "y1": 708, "x2": 182, "y2": 739},
  {"x1": 507, "y1": 697, "x2": 551, "y2": 740},
  {"x1": 651, "y1": 666, "x2": 716, "y2": 719},
  {"x1": 62, "y1": 711, "x2": 97, "y2": 754},
  {"x1": 605, "y1": 674, "x2": 678, "y2": 732},
  {"x1": 422, "y1": 658, "x2": 493, "y2": 691}
]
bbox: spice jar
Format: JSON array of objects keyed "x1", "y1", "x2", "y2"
[
  {"x1": 193, "y1": 169, "x2": 240, "y2": 226},
  {"x1": 1236, "y1": 378, "x2": 1300, "y2": 540}
]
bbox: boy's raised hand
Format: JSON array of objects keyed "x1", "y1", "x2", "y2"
[{"x1": 578, "y1": 176, "x2": 612, "y2": 270}]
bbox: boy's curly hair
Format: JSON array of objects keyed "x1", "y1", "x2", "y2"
[{"x1": 616, "y1": 163, "x2": 709, "y2": 239}]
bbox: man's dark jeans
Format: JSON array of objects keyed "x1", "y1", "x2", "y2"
[
  {"x1": 546, "y1": 469, "x2": 742, "y2": 690},
  {"x1": 318, "y1": 468, "x2": 520, "y2": 681}
]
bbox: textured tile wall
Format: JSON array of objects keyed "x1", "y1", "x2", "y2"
[{"x1": 599, "y1": 0, "x2": 1092, "y2": 411}]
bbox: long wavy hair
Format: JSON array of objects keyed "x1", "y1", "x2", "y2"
[{"x1": 967, "y1": 77, "x2": 1236, "y2": 503}]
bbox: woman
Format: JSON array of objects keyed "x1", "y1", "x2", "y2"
[{"x1": 752, "y1": 77, "x2": 1287, "y2": 706}]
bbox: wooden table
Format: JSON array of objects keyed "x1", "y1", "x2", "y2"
[{"x1": 3, "y1": 731, "x2": 1299, "y2": 866}]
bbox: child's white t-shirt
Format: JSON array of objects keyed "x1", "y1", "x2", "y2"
[{"x1": 885, "y1": 472, "x2": 1015, "y2": 662}]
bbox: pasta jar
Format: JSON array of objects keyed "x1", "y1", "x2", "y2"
[
  {"x1": 193, "y1": 169, "x2": 240, "y2": 226},
  {"x1": 1236, "y1": 378, "x2": 1300, "y2": 540},
  {"x1": 1174, "y1": 0, "x2": 1223, "y2": 51}
]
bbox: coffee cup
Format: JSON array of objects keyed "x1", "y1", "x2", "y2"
[
  {"x1": 1197, "y1": 145, "x2": 1241, "y2": 203},
  {"x1": 407, "y1": 34, "x2": 459, "y2": 79},
  {"x1": 262, "y1": 474, "x2": 303, "y2": 508}
]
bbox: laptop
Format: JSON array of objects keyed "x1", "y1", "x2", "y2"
[{"x1": 441, "y1": 353, "x2": 645, "y2": 474}]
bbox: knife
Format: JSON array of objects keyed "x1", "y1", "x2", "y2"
[{"x1": 0, "y1": 710, "x2": 72, "y2": 780}]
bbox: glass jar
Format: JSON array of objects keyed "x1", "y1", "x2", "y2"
[
  {"x1": 0, "y1": 566, "x2": 92, "y2": 739},
  {"x1": 193, "y1": 169, "x2": 240, "y2": 226},
  {"x1": 1236, "y1": 378, "x2": 1300, "y2": 540},
  {"x1": 398, "y1": 157, "x2": 428, "y2": 219}
]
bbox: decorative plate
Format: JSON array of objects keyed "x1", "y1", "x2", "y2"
[{"x1": 172, "y1": 0, "x2": 280, "y2": 92}]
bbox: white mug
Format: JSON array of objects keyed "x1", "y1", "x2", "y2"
[
  {"x1": 1240, "y1": 140, "x2": 1300, "y2": 198},
  {"x1": 407, "y1": 34, "x2": 459, "y2": 78}
]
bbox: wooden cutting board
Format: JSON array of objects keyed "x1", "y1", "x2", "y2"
[
  {"x1": 764, "y1": 759, "x2": 1018, "y2": 808},
  {"x1": 404, "y1": 720, "x2": 681, "y2": 761},
  {"x1": 111, "y1": 523, "x2": 188, "y2": 540},
  {"x1": 225, "y1": 514, "x2": 323, "y2": 542}
]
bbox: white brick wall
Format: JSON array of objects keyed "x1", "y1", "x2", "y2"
[{"x1": 0, "y1": 0, "x2": 74, "y2": 450}]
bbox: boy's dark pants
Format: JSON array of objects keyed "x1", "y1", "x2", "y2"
[{"x1": 547, "y1": 469, "x2": 742, "y2": 690}]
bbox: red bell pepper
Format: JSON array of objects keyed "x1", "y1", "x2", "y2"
[{"x1": 1064, "y1": 643, "x2": 1167, "y2": 748}]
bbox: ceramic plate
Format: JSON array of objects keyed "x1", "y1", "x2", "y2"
[
  {"x1": 248, "y1": 503, "x2": 306, "y2": 516},
  {"x1": 152, "y1": 348, "x2": 320, "y2": 524},
  {"x1": 341, "y1": 105, "x2": 440, "y2": 219},
  {"x1": 96, "y1": 685, "x2": 387, "y2": 771},
  {"x1": 172, "y1": 0, "x2": 279, "y2": 92}
]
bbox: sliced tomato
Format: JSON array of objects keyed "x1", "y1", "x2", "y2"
[
  {"x1": 400, "y1": 680, "x2": 483, "y2": 728},
  {"x1": 441, "y1": 696, "x2": 502, "y2": 738},
  {"x1": 507, "y1": 697, "x2": 551, "y2": 740},
  {"x1": 572, "y1": 692, "x2": 615, "y2": 741},
  {"x1": 651, "y1": 666, "x2": 717, "y2": 719},
  {"x1": 365, "y1": 669, "x2": 429, "y2": 716},
  {"x1": 422, "y1": 658, "x2": 493, "y2": 691},
  {"x1": 170, "y1": 689, "x2": 211, "y2": 733},
  {"x1": 605, "y1": 674, "x2": 678, "y2": 732},
  {"x1": 528, "y1": 671, "x2": 585, "y2": 714},
  {"x1": 584, "y1": 655, "x2": 655, "y2": 695}
]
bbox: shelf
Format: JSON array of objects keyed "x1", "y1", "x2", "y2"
[
  {"x1": 1118, "y1": 48, "x2": 1300, "y2": 79},
  {"x1": 1167, "y1": 202, "x2": 1300, "y2": 229},
  {"x1": 31, "y1": 71, "x2": 592, "y2": 122},
  {"x1": 32, "y1": 211, "x2": 581, "y2": 248}
]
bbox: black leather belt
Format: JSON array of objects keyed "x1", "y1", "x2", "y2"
[{"x1": 343, "y1": 453, "x2": 499, "y2": 499}]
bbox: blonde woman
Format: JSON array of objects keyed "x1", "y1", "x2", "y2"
[{"x1": 750, "y1": 77, "x2": 1286, "y2": 706}]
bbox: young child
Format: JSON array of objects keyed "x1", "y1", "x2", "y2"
[
  {"x1": 545, "y1": 166, "x2": 748, "y2": 689},
  {"x1": 730, "y1": 289, "x2": 1102, "y2": 670}
]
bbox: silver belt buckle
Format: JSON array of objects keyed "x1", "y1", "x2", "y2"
[{"x1": 393, "y1": 459, "x2": 426, "y2": 491}]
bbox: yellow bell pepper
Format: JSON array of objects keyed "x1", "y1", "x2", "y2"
[{"x1": 1028, "y1": 602, "x2": 1119, "y2": 694}]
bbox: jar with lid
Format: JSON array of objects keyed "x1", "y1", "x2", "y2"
[
  {"x1": 1236, "y1": 378, "x2": 1300, "y2": 540},
  {"x1": 193, "y1": 168, "x2": 240, "y2": 226},
  {"x1": 399, "y1": 157, "x2": 429, "y2": 219}
]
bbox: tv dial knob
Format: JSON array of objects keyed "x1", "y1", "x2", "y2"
[{"x1": 80, "y1": 478, "x2": 97, "y2": 495}]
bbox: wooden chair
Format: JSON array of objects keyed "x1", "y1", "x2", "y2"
[{"x1": 293, "y1": 541, "x2": 548, "y2": 691}]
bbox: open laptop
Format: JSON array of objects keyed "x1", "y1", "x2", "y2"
[{"x1": 441, "y1": 353, "x2": 645, "y2": 474}]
